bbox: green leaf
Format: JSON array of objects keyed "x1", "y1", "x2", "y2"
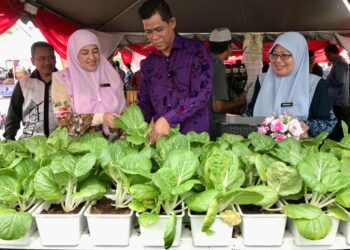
[
  {"x1": 248, "y1": 132, "x2": 275, "y2": 152},
  {"x1": 294, "y1": 213, "x2": 332, "y2": 240},
  {"x1": 254, "y1": 154, "x2": 275, "y2": 182},
  {"x1": 242, "y1": 185, "x2": 278, "y2": 208},
  {"x1": 157, "y1": 134, "x2": 190, "y2": 160},
  {"x1": 128, "y1": 200, "x2": 147, "y2": 213},
  {"x1": 266, "y1": 162, "x2": 302, "y2": 196},
  {"x1": 186, "y1": 189, "x2": 218, "y2": 212},
  {"x1": 73, "y1": 177, "x2": 107, "y2": 201},
  {"x1": 0, "y1": 209, "x2": 32, "y2": 240},
  {"x1": 271, "y1": 138, "x2": 304, "y2": 166},
  {"x1": 217, "y1": 133, "x2": 244, "y2": 145},
  {"x1": 163, "y1": 150, "x2": 199, "y2": 185},
  {"x1": 129, "y1": 184, "x2": 159, "y2": 201},
  {"x1": 47, "y1": 127, "x2": 69, "y2": 149},
  {"x1": 34, "y1": 166, "x2": 62, "y2": 201},
  {"x1": 321, "y1": 172, "x2": 350, "y2": 193},
  {"x1": 283, "y1": 204, "x2": 322, "y2": 219},
  {"x1": 164, "y1": 213, "x2": 177, "y2": 249},
  {"x1": 75, "y1": 153, "x2": 96, "y2": 177},
  {"x1": 186, "y1": 131, "x2": 210, "y2": 144},
  {"x1": 0, "y1": 175, "x2": 20, "y2": 204},
  {"x1": 152, "y1": 168, "x2": 177, "y2": 202},
  {"x1": 336, "y1": 188, "x2": 350, "y2": 208},
  {"x1": 207, "y1": 151, "x2": 240, "y2": 194},
  {"x1": 138, "y1": 212, "x2": 159, "y2": 227},
  {"x1": 172, "y1": 179, "x2": 201, "y2": 196},
  {"x1": 202, "y1": 199, "x2": 218, "y2": 235},
  {"x1": 119, "y1": 154, "x2": 152, "y2": 179},
  {"x1": 340, "y1": 157, "x2": 350, "y2": 176},
  {"x1": 14, "y1": 158, "x2": 39, "y2": 184},
  {"x1": 328, "y1": 206, "x2": 350, "y2": 221},
  {"x1": 297, "y1": 152, "x2": 340, "y2": 194}
]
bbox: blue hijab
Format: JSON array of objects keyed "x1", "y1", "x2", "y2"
[{"x1": 253, "y1": 32, "x2": 310, "y2": 120}]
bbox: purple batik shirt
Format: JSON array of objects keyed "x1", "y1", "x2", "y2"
[{"x1": 138, "y1": 34, "x2": 213, "y2": 134}]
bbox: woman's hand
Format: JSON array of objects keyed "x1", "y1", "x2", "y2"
[
  {"x1": 103, "y1": 112, "x2": 120, "y2": 128},
  {"x1": 300, "y1": 121, "x2": 309, "y2": 139}
]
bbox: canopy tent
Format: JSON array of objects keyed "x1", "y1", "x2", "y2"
[{"x1": 2, "y1": 0, "x2": 350, "y2": 61}]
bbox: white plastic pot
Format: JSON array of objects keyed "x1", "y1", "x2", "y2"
[
  {"x1": 0, "y1": 201, "x2": 42, "y2": 246},
  {"x1": 288, "y1": 216, "x2": 339, "y2": 246},
  {"x1": 236, "y1": 202, "x2": 287, "y2": 246},
  {"x1": 33, "y1": 201, "x2": 89, "y2": 246},
  {"x1": 137, "y1": 209, "x2": 184, "y2": 247},
  {"x1": 339, "y1": 221, "x2": 350, "y2": 244},
  {"x1": 84, "y1": 201, "x2": 134, "y2": 246},
  {"x1": 188, "y1": 210, "x2": 233, "y2": 246}
]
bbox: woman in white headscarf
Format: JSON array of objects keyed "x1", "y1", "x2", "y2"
[{"x1": 246, "y1": 32, "x2": 337, "y2": 137}]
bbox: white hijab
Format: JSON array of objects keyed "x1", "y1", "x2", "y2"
[{"x1": 253, "y1": 32, "x2": 310, "y2": 120}]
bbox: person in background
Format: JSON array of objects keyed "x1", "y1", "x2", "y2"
[
  {"x1": 124, "y1": 63, "x2": 133, "y2": 90},
  {"x1": 325, "y1": 44, "x2": 349, "y2": 141},
  {"x1": 309, "y1": 50, "x2": 323, "y2": 77},
  {"x1": 246, "y1": 32, "x2": 337, "y2": 138},
  {"x1": 5, "y1": 69, "x2": 14, "y2": 79},
  {"x1": 262, "y1": 61, "x2": 270, "y2": 73},
  {"x1": 138, "y1": 0, "x2": 213, "y2": 144},
  {"x1": 208, "y1": 27, "x2": 247, "y2": 139},
  {"x1": 52, "y1": 29, "x2": 126, "y2": 137},
  {"x1": 130, "y1": 59, "x2": 145, "y2": 90},
  {"x1": 15, "y1": 66, "x2": 28, "y2": 81},
  {"x1": 114, "y1": 61, "x2": 126, "y2": 83},
  {"x1": 3, "y1": 42, "x2": 58, "y2": 140}
]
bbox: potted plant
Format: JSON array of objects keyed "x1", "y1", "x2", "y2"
[
  {"x1": 84, "y1": 140, "x2": 153, "y2": 246},
  {"x1": 32, "y1": 128, "x2": 108, "y2": 246},
  {"x1": 0, "y1": 135, "x2": 47, "y2": 245},
  {"x1": 0, "y1": 159, "x2": 41, "y2": 245},
  {"x1": 129, "y1": 148, "x2": 199, "y2": 249},
  {"x1": 185, "y1": 138, "x2": 264, "y2": 247},
  {"x1": 283, "y1": 151, "x2": 350, "y2": 245},
  {"x1": 233, "y1": 133, "x2": 308, "y2": 246}
]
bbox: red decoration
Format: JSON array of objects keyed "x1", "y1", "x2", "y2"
[
  {"x1": 118, "y1": 47, "x2": 133, "y2": 65},
  {"x1": 32, "y1": 7, "x2": 81, "y2": 59},
  {"x1": 0, "y1": 0, "x2": 24, "y2": 35}
]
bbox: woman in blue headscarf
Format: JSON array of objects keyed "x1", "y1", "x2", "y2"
[{"x1": 246, "y1": 32, "x2": 337, "y2": 137}]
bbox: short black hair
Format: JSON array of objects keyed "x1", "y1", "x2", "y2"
[
  {"x1": 324, "y1": 44, "x2": 339, "y2": 54},
  {"x1": 209, "y1": 41, "x2": 231, "y2": 54},
  {"x1": 138, "y1": 0, "x2": 173, "y2": 22},
  {"x1": 308, "y1": 50, "x2": 315, "y2": 57},
  {"x1": 31, "y1": 41, "x2": 54, "y2": 57}
]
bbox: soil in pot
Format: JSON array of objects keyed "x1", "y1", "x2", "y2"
[
  {"x1": 239, "y1": 204, "x2": 282, "y2": 214},
  {"x1": 41, "y1": 202, "x2": 85, "y2": 214},
  {"x1": 90, "y1": 197, "x2": 131, "y2": 214}
]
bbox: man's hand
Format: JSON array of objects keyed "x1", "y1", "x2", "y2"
[
  {"x1": 150, "y1": 116, "x2": 170, "y2": 144},
  {"x1": 103, "y1": 112, "x2": 120, "y2": 128}
]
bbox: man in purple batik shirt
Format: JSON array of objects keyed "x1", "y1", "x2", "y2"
[{"x1": 138, "y1": 0, "x2": 213, "y2": 144}]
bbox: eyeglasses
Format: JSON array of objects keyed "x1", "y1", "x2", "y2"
[{"x1": 269, "y1": 53, "x2": 293, "y2": 61}]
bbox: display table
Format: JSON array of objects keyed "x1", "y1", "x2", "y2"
[{"x1": 0, "y1": 227, "x2": 349, "y2": 250}]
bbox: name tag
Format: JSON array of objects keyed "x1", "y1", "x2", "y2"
[
  {"x1": 281, "y1": 102, "x2": 293, "y2": 107},
  {"x1": 100, "y1": 83, "x2": 111, "y2": 87}
]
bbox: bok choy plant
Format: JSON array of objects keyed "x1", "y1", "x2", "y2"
[
  {"x1": 129, "y1": 149, "x2": 200, "y2": 249},
  {"x1": 33, "y1": 128, "x2": 108, "y2": 213},
  {"x1": 185, "y1": 144, "x2": 263, "y2": 235}
]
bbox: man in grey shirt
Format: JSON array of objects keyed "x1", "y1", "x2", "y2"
[
  {"x1": 325, "y1": 44, "x2": 349, "y2": 141},
  {"x1": 208, "y1": 28, "x2": 246, "y2": 138}
]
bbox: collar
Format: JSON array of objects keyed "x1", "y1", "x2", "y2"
[
  {"x1": 30, "y1": 68, "x2": 58, "y2": 84},
  {"x1": 153, "y1": 33, "x2": 184, "y2": 57}
]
